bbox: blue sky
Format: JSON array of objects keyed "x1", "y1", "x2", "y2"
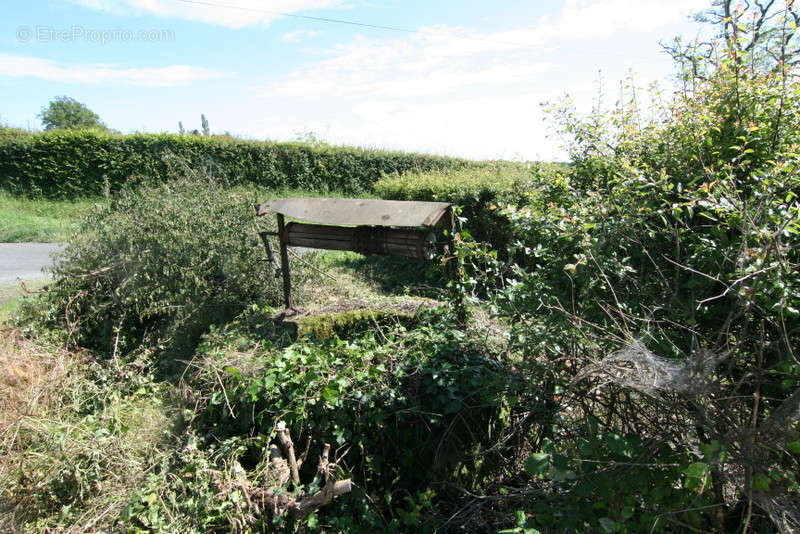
[{"x1": 1, "y1": 0, "x2": 710, "y2": 160}]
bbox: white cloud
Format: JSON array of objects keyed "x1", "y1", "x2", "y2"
[
  {"x1": 262, "y1": 0, "x2": 707, "y2": 100},
  {"x1": 248, "y1": 0, "x2": 708, "y2": 159},
  {"x1": 535, "y1": 0, "x2": 703, "y2": 41},
  {"x1": 69, "y1": 0, "x2": 343, "y2": 29},
  {"x1": 265, "y1": 34, "x2": 552, "y2": 99},
  {"x1": 281, "y1": 29, "x2": 322, "y2": 43},
  {"x1": 0, "y1": 53, "x2": 230, "y2": 87}
]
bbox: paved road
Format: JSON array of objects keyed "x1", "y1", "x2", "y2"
[{"x1": 0, "y1": 243, "x2": 65, "y2": 284}]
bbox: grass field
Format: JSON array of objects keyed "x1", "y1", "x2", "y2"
[{"x1": 0, "y1": 191, "x2": 99, "y2": 242}]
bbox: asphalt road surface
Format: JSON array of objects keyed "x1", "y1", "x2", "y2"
[{"x1": 0, "y1": 243, "x2": 65, "y2": 284}]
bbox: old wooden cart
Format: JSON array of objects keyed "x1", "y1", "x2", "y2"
[{"x1": 255, "y1": 198, "x2": 454, "y2": 309}]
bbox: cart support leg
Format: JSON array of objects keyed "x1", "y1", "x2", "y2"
[{"x1": 277, "y1": 213, "x2": 294, "y2": 309}]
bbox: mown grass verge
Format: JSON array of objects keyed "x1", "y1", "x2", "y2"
[{"x1": 0, "y1": 191, "x2": 98, "y2": 242}]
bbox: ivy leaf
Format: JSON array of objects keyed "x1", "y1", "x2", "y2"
[
  {"x1": 753, "y1": 473, "x2": 771, "y2": 492},
  {"x1": 524, "y1": 453, "x2": 550, "y2": 476}
]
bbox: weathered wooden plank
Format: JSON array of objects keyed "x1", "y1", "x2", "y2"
[
  {"x1": 286, "y1": 222, "x2": 436, "y2": 259},
  {"x1": 256, "y1": 198, "x2": 451, "y2": 227}
]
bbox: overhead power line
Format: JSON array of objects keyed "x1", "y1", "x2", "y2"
[{"x1": 172, "y1": 0, "x2": 540, "y2": 49}]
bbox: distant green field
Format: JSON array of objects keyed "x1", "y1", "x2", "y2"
[{"x1": 0, "y1": 191, "x2": 99, "y2": 242}]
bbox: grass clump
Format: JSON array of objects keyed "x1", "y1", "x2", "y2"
[{"x1": 0, "y1": 329, "x2": 176, "y2": 532}]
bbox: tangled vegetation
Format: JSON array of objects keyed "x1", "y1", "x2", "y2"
[
  {"x1": 451, "y1": 1, "x2": 800, "y2": 531},
  {"x1": 20, "y1": 173, "x2": 297, "y2": 367},
  {"x1": 2, "y1": 1, "x2": 800, "y2": 532}
]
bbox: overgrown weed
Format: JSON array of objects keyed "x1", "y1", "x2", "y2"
[{"x1": 0, "y1": 328, "x2": 178, "y2": 532}]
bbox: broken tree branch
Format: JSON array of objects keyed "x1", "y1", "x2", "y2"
[{"x1": 276, "y1": 421, "x2": 301, "y2": 485}]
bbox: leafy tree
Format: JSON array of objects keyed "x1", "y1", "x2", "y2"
[
  {"x1": 201, "y1": 113, "x2": 210, "y2": 136},
  {"x1": 39, "y1": 96, "x2": 106, "y2": 131}
]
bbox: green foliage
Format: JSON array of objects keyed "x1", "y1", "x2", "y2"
[
  {"x1": 375, "y1": 163, "x2": 563, "y2": 253},
  {"x1": 20, "y1": 173, "x2": 291, "y2": 364},
  {"x1": 0, "y1": 129, "x2": 468, "y2": 199},
  {"x1": 450, "y1": 1, "x2": 800, "y2": 531},
  {"x1": 38, "y1": 96, "x2": 107, "y2": 131},
  {"x1": 176, "y1": 305, "x2": 516, "y2": 531},
  {"x1": 67, "y1": 305, "x2": 519, "y2": 532},
  {"x1": 10, "y1": 2, "x2": 800, "y2": 532}
]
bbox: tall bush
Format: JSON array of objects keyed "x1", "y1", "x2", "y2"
[
  {"x1": 456, "y1": 1, "x2": 800, "y2": 532},
  {"x1": 24, "y1": 173, "x2": 292, "y2": 364}
]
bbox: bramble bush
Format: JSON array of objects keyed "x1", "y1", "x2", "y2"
[{"x1": 451, "y1": 1, "x2": 800, "y2": 532}]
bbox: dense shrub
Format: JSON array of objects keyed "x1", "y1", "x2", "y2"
[
  {"x1": 115, "y1": 305, "x2": 521, "y2": 532},
  {"x1": 451, "y1": 2, "x2": 800, "y2": 532},
  {"x1": 375, "y1": 163, "x2": 563, "y2": 253},
  {"x1": 22, "y1": 173, "x2": 295, "y2": 364},
  {"x1": 0, "y1": 130, "x2": 468, "y2": 199}
]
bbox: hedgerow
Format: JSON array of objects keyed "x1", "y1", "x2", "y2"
[
  {"x1": 449, "y1": 2, "x2": 800, "y2": 531},
  {"x1": 375, "y1": 163, "x2": 564, "y2": 253},
  {"x1": 0, "y1": 130, "x2": 468, "y2": 199}
]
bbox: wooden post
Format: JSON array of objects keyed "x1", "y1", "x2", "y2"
[{"x1": 277, "y1": 213, "x2": 294, "y2": 309}]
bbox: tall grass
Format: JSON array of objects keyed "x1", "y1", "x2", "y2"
[{"x1": 0, "y1": 328, "x2": 177, "y2": 532}]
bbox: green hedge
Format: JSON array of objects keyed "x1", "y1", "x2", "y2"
[
  {"x1": 0, "y1": 126, "x2": 32, "y2": 142},
  {"x1": 375, "y1": 163, "x2": 564, "y2": 251},
  {"x1": 0, "y1": 129, "x2": 468, "y2": 198}
]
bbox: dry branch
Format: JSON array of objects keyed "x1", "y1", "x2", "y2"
[
  {"x1": 276, "y1": 421, "x2": 301, "y2": 485},
  {"x1": 217, "y1": 424, "x2": 352, "y2": 527}
]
